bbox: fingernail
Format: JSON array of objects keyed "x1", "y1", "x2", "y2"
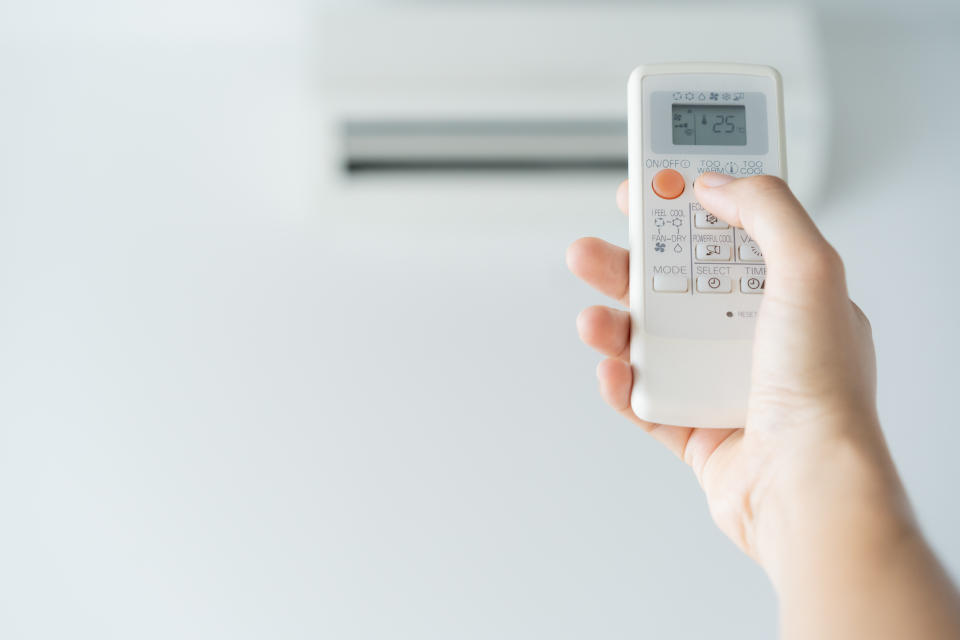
[{"x1": 697, "y1": 172, "x2": 735, "y2": 188}]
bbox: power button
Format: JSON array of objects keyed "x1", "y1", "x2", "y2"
[{"x1": 652, "y1": 169, "x2": 685, "y2": 199}]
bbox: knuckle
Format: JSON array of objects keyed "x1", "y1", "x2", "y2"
[
  {"x1": 851, "y1": 302, "x2": 873, "y2": 334},
  {"x1": 795, "y1": 243, "x2": 845, "y2": 280}
]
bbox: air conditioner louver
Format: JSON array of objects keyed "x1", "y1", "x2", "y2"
[{"x1": 342, "y1": 119, "x2": 627, "y2": 173}]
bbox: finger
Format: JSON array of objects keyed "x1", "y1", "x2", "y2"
[
  {"x1": 683, "y1": 428, "x2": 740, "y2": 485},
  {"x1": 596, "y1": 358, "x2": 696, "y2": 459},
  {"x1": 566, "y1": 237, "x2": 629, "y2": 306},
  {"x1": 577, "y1": 305, "x2": 630, "y2": 359},
  {"x1": 616, "y1": 179, "x2": 629, "y2": 215},
  {"x1": 693, "y1": 173, "x2": 840, "y2": 279}
]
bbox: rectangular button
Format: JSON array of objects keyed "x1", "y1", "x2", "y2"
[
  {"x1": 739, "y1": 242, "x2": 764, "y2": 262},
  {"x1": 695, "y1": 244, "x2": 731, "y2": 261},
  {"x1": 652, "y1": 275, "x2": 689, "y2": 292},
  {"x1": 697, "y1": 276, "x2": 732, "y2": 293},
  {"x1": 694, "y1": 212, "x2": 729, "y2": 229},
  {"x1": 741, "y1": 276, "x2": 765, "y2": 293}
]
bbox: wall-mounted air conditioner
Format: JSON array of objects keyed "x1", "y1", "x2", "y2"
[{"x1": 318, "y1": 6, "x2": 827, "y2": 206}]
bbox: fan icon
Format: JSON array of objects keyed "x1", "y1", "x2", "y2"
[{"x1": 655, "y1": 242, "x2": 666, "y2": 253}]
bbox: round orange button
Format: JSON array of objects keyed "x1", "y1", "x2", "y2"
[{"x1": 652, "y1": 168, "x2": 685, "y2": 199}]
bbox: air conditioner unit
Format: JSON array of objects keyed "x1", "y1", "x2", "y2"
[{"x1": 318, "y1": 6, "x2": 827, "y2": 207}]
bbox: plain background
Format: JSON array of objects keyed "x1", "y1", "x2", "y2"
[{"x1": 1, "y1": 1, "x2": 958, "y2": 638}]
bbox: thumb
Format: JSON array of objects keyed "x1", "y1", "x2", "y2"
[{"x1": 693, "y1": 173, "x2": 842, "y2": 284}]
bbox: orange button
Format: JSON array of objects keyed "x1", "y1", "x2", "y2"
[{"x1": 652, "y1": 169, "x2": 685, "y2": 199}]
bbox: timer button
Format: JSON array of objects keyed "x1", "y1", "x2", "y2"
[
  {"x1": 741, "y1": 276, "x2": 766, "y2": 293},
  {"x1": 652, "y1": 169, "x2": 685, "y2": 200}
]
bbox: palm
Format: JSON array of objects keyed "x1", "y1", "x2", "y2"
[{"x1": 631, "y1": 423, "x2": 758, "y2": 554}]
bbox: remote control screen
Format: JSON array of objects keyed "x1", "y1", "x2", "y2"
[{"x1": 672, "y1": 104, "x2": 746, "y2": 146}]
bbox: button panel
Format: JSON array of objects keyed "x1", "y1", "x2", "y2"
[{"x1": 648, "y1": 175, "x2": 766, "y2": 296}]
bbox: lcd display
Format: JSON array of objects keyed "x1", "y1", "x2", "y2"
[{"x1": 672, "y1": 104, "x2": 746, "y2": 146}]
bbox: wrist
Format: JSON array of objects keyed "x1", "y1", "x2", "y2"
[
  {"x1": 750, "y1": 426, "x2": 960, "y2": 639},
  {"x1": 751, "y1": 426, "x2": 916, "y2": 591}
]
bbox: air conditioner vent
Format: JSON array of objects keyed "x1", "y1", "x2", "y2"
[{"x1": 342, "y1": 119, "x2": 626, "y2": 173}]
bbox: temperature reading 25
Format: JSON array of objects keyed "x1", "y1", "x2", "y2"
[{"x1": 713, "y1": 115, "x2": 736, "y2": 134}]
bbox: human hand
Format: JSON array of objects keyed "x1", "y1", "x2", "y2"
[
  {"x1": 568, "y1": 173, "x2": 960, "y2": 638},
  {"x1": 567, "y1": 173, "x2": 902, "y2": 576}
]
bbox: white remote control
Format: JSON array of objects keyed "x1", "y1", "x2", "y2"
[{"x1": 627, "y1": 63, "x2": 786, "y2": 427}]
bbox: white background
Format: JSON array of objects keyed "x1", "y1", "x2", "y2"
[{"x1": 1, "y1": 1, "x2": 959, "y2": 638}]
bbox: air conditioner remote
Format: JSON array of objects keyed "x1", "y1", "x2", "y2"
[{"x1": 627, "y1": 63, "x2": 787, "y2": 427}]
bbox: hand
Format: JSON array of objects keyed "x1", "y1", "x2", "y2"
[
  {"x1": 568, "y1": 173, "x2": 906, "y2": 567},
  {"x1": 568, "y1": 173, "x2": 960, "y2": 638}
]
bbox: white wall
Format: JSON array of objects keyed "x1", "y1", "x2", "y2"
[{"x1": 0, "y1": 2, "x2": 958, "y2": 639}]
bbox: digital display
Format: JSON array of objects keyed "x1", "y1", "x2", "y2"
[{"x1": 672, "y1": 104, "x2": 746, "y2": 146}]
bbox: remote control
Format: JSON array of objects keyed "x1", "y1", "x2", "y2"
[{"x1": 626, "y1": 63, "x2": 786, "y2": 427}]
